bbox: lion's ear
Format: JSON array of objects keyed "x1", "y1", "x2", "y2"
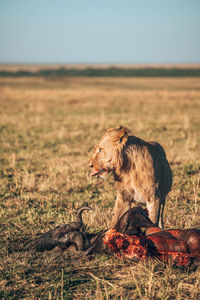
[{"x1": 113, "y1": 126, "x2": 131, "y2": 144}]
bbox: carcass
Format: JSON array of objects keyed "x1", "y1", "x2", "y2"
[{"x1": 30, "y1": 206, "x2": 200, "y2": 267}]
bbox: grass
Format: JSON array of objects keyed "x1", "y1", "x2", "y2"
[{"x1": 0, "y1": 76, "x2": 200, "y2": 299}]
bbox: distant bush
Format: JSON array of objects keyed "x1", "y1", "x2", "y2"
[{"x1": 1, "y1": 67, "x2": 200, "y2": 77}]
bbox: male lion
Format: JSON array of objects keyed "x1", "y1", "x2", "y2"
[{"x1": 89, "y1": 126, "x2": 172, "y2": 228}]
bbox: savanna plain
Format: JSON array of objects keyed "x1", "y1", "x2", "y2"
[{"x1": 0, "y1": 76, "x2": 200, "y2": 299}]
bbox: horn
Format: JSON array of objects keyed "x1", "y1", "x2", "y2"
[{"x1": 76, "y1": 206, "x2": 94, "y2": 225}]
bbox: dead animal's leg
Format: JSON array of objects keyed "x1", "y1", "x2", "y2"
[
  {"x1": 110, "y1": 193, "x2": 130, "y2": 228},
  {"x1": 114, "y1": 209, "x2": 131, "y2": 233}
]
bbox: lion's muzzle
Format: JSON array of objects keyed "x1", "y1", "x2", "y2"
[{"x1": 89, "y1": 166, "x2": 109, "y2": 178}]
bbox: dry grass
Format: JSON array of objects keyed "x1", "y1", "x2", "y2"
[{"x1": 0, "y1": 76, "x2": 199, "y2": 299}]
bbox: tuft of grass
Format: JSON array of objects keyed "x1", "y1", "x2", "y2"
[{"x1": 0, "y1": 77, "x2": 199, "y2": 299}]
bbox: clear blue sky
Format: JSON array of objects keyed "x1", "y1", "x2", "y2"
[{"x1": 0, "y1": 0, "x2": 200, "y2": 64}]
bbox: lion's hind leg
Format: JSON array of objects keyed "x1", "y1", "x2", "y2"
[
  {"x1": 146, "y1": 198, "x2": 163, "y2": 228},
  {"x1": 158, "y1": 199, "x2": 165, "y2": 229}
]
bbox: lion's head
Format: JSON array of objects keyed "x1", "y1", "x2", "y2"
[{"x1": 89, "y1": 126, "x2": 131, "y2": 178}]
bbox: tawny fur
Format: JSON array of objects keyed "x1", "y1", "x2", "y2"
[{"x1": 89, "y1": 126, "x2": 172, "y2": 228}]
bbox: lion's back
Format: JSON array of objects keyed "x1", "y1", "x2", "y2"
[
  {"x1": 147, "y1": 141, "x2": 172, "y2": 198},
  {"x1": 125, "y1": 138, "x2": 172, "y2": 199}
]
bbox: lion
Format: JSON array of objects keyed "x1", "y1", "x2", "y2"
[{"x1": 89, "y1": 126, "x2": 172, "y2": 228}]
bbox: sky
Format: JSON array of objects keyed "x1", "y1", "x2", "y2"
[{"x1": 0, "y1": 0, "x2": 200, "y2": 64}]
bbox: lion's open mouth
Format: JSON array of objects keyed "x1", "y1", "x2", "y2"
[{"x1": 90, "y1": 168, "x2": 108, "y2": 178}]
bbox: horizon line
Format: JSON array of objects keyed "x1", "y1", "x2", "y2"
[{"x1": 1, "y1": 61, "x2": 200, "y2": 65}]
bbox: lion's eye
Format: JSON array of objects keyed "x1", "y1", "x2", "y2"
[{"x1": 97, "y1": 148, "x2": 102, "y2": 154}]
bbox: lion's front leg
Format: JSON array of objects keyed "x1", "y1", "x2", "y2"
[{"x1": 110, "y1": 193, "x2": 131, "y2": 228}]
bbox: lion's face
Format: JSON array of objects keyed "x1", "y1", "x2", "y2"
[
  {"x1": 89, "y1": 126, "x2": 130, "y2": 178},
  {"x1": 89, "y1": 135, "x2": 116, "y2": 178}
]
